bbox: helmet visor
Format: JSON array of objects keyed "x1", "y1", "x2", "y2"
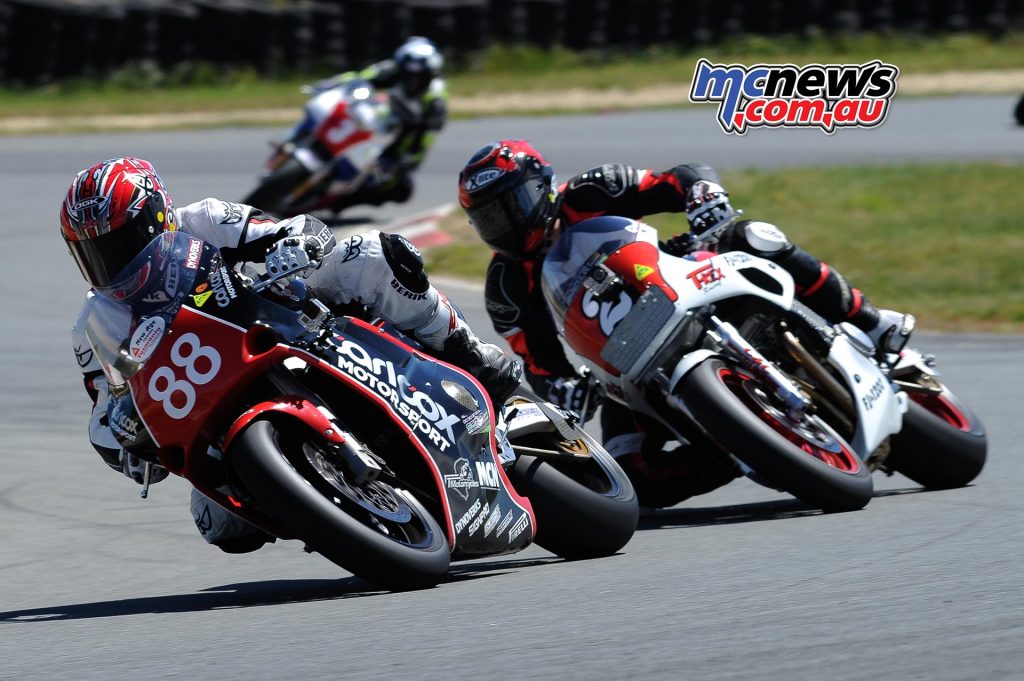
[
  {"x1": 69, "y1": 222, "x2": 160, "y2": 289},
  {"x1": 469, "y1": 177, "x2": 553, "y2": 257}
]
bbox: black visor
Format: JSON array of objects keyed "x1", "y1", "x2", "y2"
[
  {"x1": 68, "y1": 210, "x2": 164, "y2": 289},
  {"x1": 469, "y1": 177, "x2": 552, "y2": 257}
]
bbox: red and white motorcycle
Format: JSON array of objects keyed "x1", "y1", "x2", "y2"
[
  {"x1": 81, "y1": 231, "x2": 637, "y2": 590},
  {"x1": 241, "y1": 79, "x2": 398, "y2": 217},
  {"x1": 540, "y1": 216, "x2": 987, "y2": 512}
]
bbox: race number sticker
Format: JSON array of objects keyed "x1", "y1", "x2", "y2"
[{"x1": 147, "y1": 333, "x2": 221, "y2": 419}]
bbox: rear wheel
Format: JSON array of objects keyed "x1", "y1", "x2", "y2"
[
  {"x1": 680, "y1": 357, "x2": 873, "y2": 512},
  {"x1": 241, "y1": 157, "x2": 311, "y2": 215},
  {"x1": 887, "y1": 385, "x2": 987, "y2": 489},
  {"x1": 231, "y1": 419, "x2": 449, "y2": 590},
  {"x1": 506, "y1": 428, "x2": 638, "y2": 559}
]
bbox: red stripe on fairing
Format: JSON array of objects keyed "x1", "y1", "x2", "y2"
[
  {"x1": 846, "y1": 289, "x2": 864, "y2": 318},
  {"x1": 303, "y1": 319, "x2": 536, "y2": 544}
]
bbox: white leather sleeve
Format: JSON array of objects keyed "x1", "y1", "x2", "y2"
[
  {"x1": 71, "y1": 296, "x2": 122, "y2": 467},
  {"x1": 304, "y1": 230, "x2": 457, "y2": 350}
]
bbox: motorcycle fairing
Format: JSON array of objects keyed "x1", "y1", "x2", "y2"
[
  {"x1": 314, "y1": 318, "x2": 535, "y2": 556},
  {"x1": 826, "y1": 334, "x2": 906, "y2": 456}
]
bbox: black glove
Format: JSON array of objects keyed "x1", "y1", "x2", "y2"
[
  {"x1": 439, "y1": 328, "x2": 524, "y2": 406},
  {"x1": 659, "y1": 232, "x2": 699, "y2": 257},
  {"x1": 537, "y1": 366, "x2": 603, "y2": 422}
]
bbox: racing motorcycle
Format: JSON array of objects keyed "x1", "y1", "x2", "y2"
[
  {"x1": 82, "y1": 231, "x2": 638, "y2": 590},
  {"x1": 241, "y1": 79, "x2": 399, "y2": 217},
  {"x1": 540, "y1": 216, "x2": 986, "y2": 513}
]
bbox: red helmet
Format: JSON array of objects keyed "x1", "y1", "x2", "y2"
[
  {"x1": 458, "y1": 140, "x2": 559, "y2": 259},
  {"x1": 60, "y1": 157, "x2": 176, "y2": 290}
]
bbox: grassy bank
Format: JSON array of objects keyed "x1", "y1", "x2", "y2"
[
  {"x1": 2, "y1": 32, "x2": 1022, "y2": 120},
  {"x1": 427, "y1": 161, "x2": 1024, "y2": 332}
]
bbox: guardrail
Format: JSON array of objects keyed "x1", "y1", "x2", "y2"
[{"x1": 1, "y1": 0, "x2": 1020, "y2": 86}]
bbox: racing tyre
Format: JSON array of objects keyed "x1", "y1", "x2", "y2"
[
  {"x1": 241, "y1": 157, "x2": 310, "y2": 214},
  {"x1": 680, "y1": 357, "x2": 874, "y2": 512},
  {"x1": 507, "y1": 430, "x2": 638, "y2": 560},
  {"x1": 887, "y1": 386, "x2": 987, "y2": 489},
  {"x1": 1015, "y1": 94, "x2": 1024, "y2": 126},
  {"x1": 232, "y1": 419, "x2": 450, "y2": 590}
]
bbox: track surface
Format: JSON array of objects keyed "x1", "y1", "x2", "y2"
[{"x1": 2, "y1": 96, "x2": 1022, "y2": 680}]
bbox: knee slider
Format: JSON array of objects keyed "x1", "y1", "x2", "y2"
[{"x1": 381, "y1": 232, "x2": 428, "y2": 294}]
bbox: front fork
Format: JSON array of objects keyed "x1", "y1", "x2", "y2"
[{"x1": 704, "y1": 313, "x2": 813, "y2": 420}]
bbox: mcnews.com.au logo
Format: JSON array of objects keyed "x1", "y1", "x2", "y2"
[{"x1": 688, "y1": 59, "x2": 899, "y2": 135}]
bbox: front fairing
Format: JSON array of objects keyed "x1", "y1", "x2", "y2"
[
  {"x1": 83, "y1": 232, "x2": 203, "y2": 388},
  {"x1": 541, "y1": 216, "x2": 659, "y2": 333},
  {"x1": 319, "y1": 319, "x2": 535, "y2": 556}
]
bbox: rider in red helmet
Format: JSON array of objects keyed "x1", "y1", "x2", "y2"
[
  {"x1": 459, "y1": 140, "x2": 914, "y2": 509},
  {"x1": 65, "y1": 156, "x2": 521, "y2": 553}
]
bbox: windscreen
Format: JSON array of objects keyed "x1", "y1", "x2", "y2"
[
  {"x1": 83, "y1": 231, "x2": 203, "y2": 388},
  {"x1": 540, "y1": 216, "x2": 658, "y2": 328}
]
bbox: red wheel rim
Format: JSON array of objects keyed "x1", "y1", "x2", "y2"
[
  {"x1": 718, "y1": 367, "x2": 862, "y2": 474},
  {"x1": 908, "y1": 391, "x2": 971, "y2": 431}
]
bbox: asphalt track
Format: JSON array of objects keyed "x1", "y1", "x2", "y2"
[{"x1": 1, "y1": 95, "x2": 1022, "y2": 680}]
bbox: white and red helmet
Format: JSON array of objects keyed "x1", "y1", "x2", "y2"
[{"x1": 60, "y1": 157, "x2": 176, "y2": 289}]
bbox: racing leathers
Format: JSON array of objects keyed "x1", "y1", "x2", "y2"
[
  {"x1": 73, "y1": 198, "x2": 520, "y2": 551},
  {"x1": 484, "y1": 162, "x2": 895, "y2": 508},
  {"x1": 305, "y1": 61, "x2": 447, "y2": 209}
]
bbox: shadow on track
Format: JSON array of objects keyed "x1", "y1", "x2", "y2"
[
  {"x1": 639, "y1": 486, "x2": 929, "y2": 530},
  {"x1": 0, "y1": 556, "x2": 556, "y2": 622}
]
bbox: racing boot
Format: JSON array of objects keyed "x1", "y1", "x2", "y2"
[
  {"x1": 436, "y1": 327, "x2": 524, "y2": 407},
  {"x1": 866, "y1": 308, "x2": 916, "y2": 358}
]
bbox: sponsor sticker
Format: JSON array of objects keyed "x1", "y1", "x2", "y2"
[
  {"x1": 686, "y1": 262, "x2": 725, "y2": 291},
  {"x1": 185, "y1": 239, "x2": 202, "y2": 269},
  {"x1": 129, "y1": 316, "x2": 166, "y2": 361},
  {"x1": 464, "y1": 168, "x2": 503, "y2": 191},
  {"x1": 332, "y1": 338, "x2": 460, "y2": 452},
  {"x1": 191, "y1": 290, "x2": 213, "y2": 307},
  {"x1": 508, "y1": 513, "x2": 530, "y2": 542},
  {"x1": 445, "y1": 458, "x2": 479, "y2": 501}
]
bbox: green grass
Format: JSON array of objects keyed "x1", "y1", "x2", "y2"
[
  {"x1": 427, "y1": 161, "x2": 1024, "y2": 332},
  {"x1": 1, "y1": 32, "x2": 1022, "y2": 119}
]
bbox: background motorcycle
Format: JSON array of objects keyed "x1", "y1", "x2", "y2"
[
  {"x1": 241, "y1": 79, "x2": 399, "y2": 217},
  {"x1": 83, "y1": 231, "x2": 637, "y2": 590},
  {"x1": 540, "y1": 216, "x2": 986, "y2": 512}
]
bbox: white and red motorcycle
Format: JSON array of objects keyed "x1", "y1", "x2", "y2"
[
  {"x1": 540, "y1": 216, "x2": 987, "y2": 512},
  {"x1": 242, "y1": 79, "x2": 398, "y2": 217}
]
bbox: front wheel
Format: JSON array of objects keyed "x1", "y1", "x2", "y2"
[
  {"x1": 506, "y1": 428, "x2": 638, "y2": 559},
  {"x1": 231, "y1": 419, "x2": 450, "y2": 590},
  {"x1": 886, "y1": 384, "x2": 987, "y2": 489},
  {"x1": 680, "y1": 357, "x2": 874, "y2": 512}
]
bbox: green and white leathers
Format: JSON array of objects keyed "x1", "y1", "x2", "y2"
[{"x1": 310, "y1": 37, "x2": 447, "y2": 172}]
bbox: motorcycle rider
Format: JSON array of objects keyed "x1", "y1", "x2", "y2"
[
  {"x1": 63, "y1": 156, "x2": 521, "y2": 553},
  {"x1": 302, "y1": 36, "x2": 447, "y2": 211},
  {"x1": 457, "y1": 140, "x2": 915, "y2": 509}
]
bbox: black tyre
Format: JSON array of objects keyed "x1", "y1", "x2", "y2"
[
  {"x1": 680, "y1": 357, "x2": 873, "y2": 512},
  {"x1": 506, "y1": 430, "x2": 638, "y2": 560},
  {"x1": 232, "y1": 419, "x2": 450, "y2": 590},
  {"x1": 887, "y1": 386, "x2": 987, "y2": 489},
  {"x1": 1015, "y1": 94, "x2": 1024, "y2": 126},
  {"x1": 241, "y1": 157, "x2": 310, "y2": 214}
]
